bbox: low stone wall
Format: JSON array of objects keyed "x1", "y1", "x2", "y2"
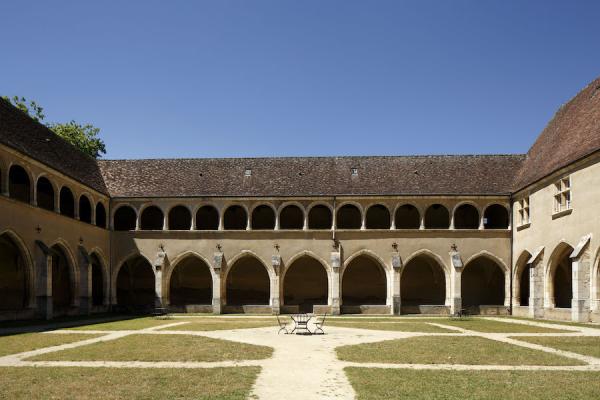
[
  {"x1": 543, "y1": 307, "x2": 573, "y2": 321},
  {"x1": 0, "y1": 308, "x2": 36, "y2": 322},
  {"x1": 401, "y1": 305, "x2": 450, "y2": 315},
  {"x1": 511, "y1": 305, "x2": 529, "y2": 317},
  {"x1": 464, "y1": 305, "x2": 509, "y2": 315},
  {"x1": 341, "y1": 305, "x2": 391, "y2": 314},
  {"x1": 168, "y1": 304, "x2": 213, "y2": 314},
  {"x1": 223, "y1": 305, "x2": 273, "y2": 314}
]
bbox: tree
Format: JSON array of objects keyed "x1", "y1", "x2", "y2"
[{"x1": 2, "y1": 96, "x2": 106, "y2": 159}]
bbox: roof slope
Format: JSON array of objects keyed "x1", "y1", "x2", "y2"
[
  {"x1": 514, "y1": 76, "x2": 600, "y2": 190},
  {"x1": 0, "y1": 98, "x2": 108, "y2": 194},
  {"x1": 98, "y1": 155, "x2": 525, "y2": 198}
]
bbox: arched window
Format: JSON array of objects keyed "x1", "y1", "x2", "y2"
[
  {"x1": 95, "y1": 203, "x2": 107, "y2": 228},
  {"x1": 424, "y1": 204, "x2": 449, "y2": 229},
  {"x1": 365, "y1": 204, "x2": 390, "y2": 229},
  {"x1": 251, "y1": 205, "x2": 275, "y2": 230},
  {"x1": 454, "y1": 204, "x2": 479, "y2": 229},
  {"x1": 195, "y1": 205, "x2": 219, "y2": 230},
  {"x1": 223, "y1": 205, "x2": 247, "y2": 230},
  {"x1": 308, "y1": 205, "x2": 332, "y2": 229},
  {"x1": 336, "y1": 204, "x2": 361, "y2": 229},
  {"x1": 279, "y1": 205, "x2": 304, "y2": 230},
  {"x1": 168, "y1": 206, "x2": 191, "y2": 230},
  {"x1": 36, "y1": 177, "x2": 55, "y2": 211},
  {"x1": 79, "y1": 195, "x2": 92, "y2": 223},
  {"x1": 484, "y1": 204, "x2": 509, "y2": 229},
  {"x1": 8, "y1": 165, "x2": 30, "y2": 203},
  {"x1": 59, "y1": 187, "x2": 75, "y2": 218},
  {"x1": 113, "y1": 206, "x2": 136, "y2": 231},
  {"x1": 140, "y1": 206, "x2": 164, "y2": 230},
  {"x1": 395, "y1": 204, "x2": 420, "y2": 229}
]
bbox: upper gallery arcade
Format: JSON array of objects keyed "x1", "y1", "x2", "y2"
[{"x1": 1, "y1": 76, "x2": 599, "y2": 323}]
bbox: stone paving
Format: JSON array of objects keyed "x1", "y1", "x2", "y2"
[{"x1": 1, "y1": 317, "x2": 600, "y2": 400}]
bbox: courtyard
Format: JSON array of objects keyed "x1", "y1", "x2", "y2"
[{"x1": 1, "y1": 315, "x2": 599, "y2": 399}]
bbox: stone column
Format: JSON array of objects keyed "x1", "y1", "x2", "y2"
[
  {"x1": 449, "y1": 248, "x2": 463, "y2": 315},
  {"x1": 271, "y1": 255, "x2": 281, "y2": 314},
  {"x1": 1, "y1": 171, "x2": 9, "y2": 196},
  {"x1": 153, "y1": 249, "x2": 167, "y2": 308},
  {"x1": 391, "y1": 251, "x2": 402, "y2": 315},
  {"x1": 78, "y1": 246, "x2": 92, "y2": 315},
  {"x1": 34, "y1": 241, "x2": 53, "y2": 320},
  {"x1": 330, "y1": 250, "x2": 341, "y2": 315},
  {"x1": 571, "y1": 251, "x2": 591, "y2": 323},
  {"x1": 212, "y1": 252, "x2": 223, "y2": 314},
  {"x1": 529, "y1": 258, "x2": 544, "y2": 318}
]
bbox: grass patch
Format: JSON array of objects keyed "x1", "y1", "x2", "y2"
[
  {"x1": 0, "y1": 333, "x2": 99, "y2": 357},
  {"x1": 336, "y1": 336, "x2": 581, "y2": 365},
  {"x1": 0, "y1": 366, "x2": 259, "y2": 400},
  {"x1": 66, "y1": 317, "x2": 179, "y2": 331},
  {"x1": 515, "y1": 336, "x2": 600, "y2": 358},
  {"x1": 164, "y1": 318, "x2": 277, "y2": 331},
  {"x1": 28, "y1": 334, "x2": 272, "y2": 362},
  {"x1": 345, "y1": 368, "x2": 600, "y2": 400},
  {"x1": 423, "y1": 318, "x2": 573, "y2": 333},
  {"x1": 327, "y1": 321, "x2": 452, "y2": 333},
  {"x1": 509, "y1": 316, "x2": 600, "y2": 330}
]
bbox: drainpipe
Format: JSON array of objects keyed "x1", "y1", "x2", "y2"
[
  {"x1": 332, "y1": 196, "x2": 337, "y2": 243},
  {"x1": 509, "y1": 193, "x2": 514, "y2": 315}
]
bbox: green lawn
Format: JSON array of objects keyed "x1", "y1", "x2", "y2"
[
  {"x1": 0, "y1": 333, "x2": 100, "y2": 357},
  {"x1": 515, "y1": 336, "x2": 600, "y2": 358},
  {"x1": 336, "y1": 336, "x2": 581, "y2": 365},
  {"x1": 0, "y1": 366, "x2": 260, "y2": 400},
  {"x1": 326, "y1": 321, "x2": 453, "y2": 333},
  {"x1": 422, "y1": 318, "x2": 573, "y2": 333},
  {"x1": 163, "y1": 318, "x2": 277, "y2": 331},
  {"x1": 509, "y1": 316, "x2": 600, "y2": 330},
  {"x1": 27, "y1": 334, "x2": 273, "y2": 362},
  {"x1": 66, "y1": 317, "x2": 179, "y2": 331},
  {"x1": 345, "y1": 368, "x2": 600, "y2": 400}
]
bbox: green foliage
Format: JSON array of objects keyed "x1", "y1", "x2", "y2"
[{"x1": 2, "y1": 95, "x2": 106, "y2": 159}]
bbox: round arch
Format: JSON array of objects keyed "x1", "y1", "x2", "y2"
[
  {"x1": 250, "y1": 203, "x2": 276, "y2": 230},
  {"x1": 168, "y1": 204, "x2": 192, "y2": 230},
  {"x1": 194, "y1": 204, "x2": 220, "y2": 230},
  {"x1": 0, "y1": 229, "x2": 35, "y2": 310},
  {"x1": 483, "y1": 203, "x2": 510, "y2": 229},
  {"x1": 35, "y1": 175, "x2": 56, "y2": 211},
  {"x1": 307, "y1": 202, "x2": 333, "y2": 229},
  {"x1": 140, "y1": 205, "x2": 164, "y2": 230},
  {"x1": 8, "y1": 163, "x2": 32, "y2": 203},
  {"x1": 394, "y1": 203, "x2": 422, "y2": 229},
  {"x1": 278, "y1": 202, "x2": 306, "y2": 230},
  {"x1": 59, "y1": 186, "x2": 75, "y2": 218},
  {"x1": 365, "y1": 203, "x2": 391, "y2": 229},
  {"x1": 113, "y1": 204, "x2": 137, "y2": 231},
  {"x1": 79, "y1": 194, "x2": 93, "y2": 224},
  {"x1": 336, "y1": 202, "x2": 363, "y2": 229},
  {"x1": 452, "y1": 202, "x2": 480, "y2": 229},
  {"x1": 545, "y1": 242, "x2": 575, "y2": 309},
  {"x1": 223, "y1": 204, "x2": 249, "y2": 230},
  {"x1": 424, "y1": 204, "x2": 450, "y2": 229}
]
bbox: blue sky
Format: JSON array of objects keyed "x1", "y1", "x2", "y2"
[{"x1": 1, "y1": 1, "x2": 599, "y2": 159}]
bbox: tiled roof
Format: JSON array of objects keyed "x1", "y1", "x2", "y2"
[
  {"x1": 0, "y1": 98, "x2": 108, "y2": 195},
  {"x1": 513, "y1": 76, "x2": 600, "y2": 190},
  {"x1": 98, "y1": 155, "x2": 525, "y2": 198}
]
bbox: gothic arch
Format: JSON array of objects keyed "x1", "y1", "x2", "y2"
[
  {"x1": 282, "y1": 253, "x2": 329, "y2": 312},
  {"x1": 462, "y1": 251, "x2": 508, "y2": 307},
  {"x1": 224, "y1": 251, "x2": 271, "y2": 306},
  {"x1": 89, "y1": 247, "x2": 110, "y2": 306},
  {"x1": 341, "y1": 249, "x2": 388, "y2": 307},
  {"x1": 513, "y1": 250, "x2": 533, "y2": 307},
  {"x1": 545, "y1": 241, "x2": 575, "y2": 309},
  {"x1": 48, "y1": 239, "x2": 79, "y2": 309},
  {"x1": 0, "y1": 229, "x2": 35, "y2": 309},
  {"x1": 166, "y1": 251, "x2": 213, "y2": 307}
]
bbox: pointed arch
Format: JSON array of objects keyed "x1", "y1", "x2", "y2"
[
  {"x1": 114, "y1": 253, "x2": 155, "y2": 309},
  {"x1": 224, "y1": 251, "x2": 271, "y2": 306},
  {"x1": 166, "y1": 252, "x2": 213, "y2": 308},
  {"x1": 401, "y1": 250, "x2": 447, "y2": 310},
  {"x1": 545, "y1": 241, "x2": 575, "y2": 309},
  {"x1": 513, "y1": 250, "x2": 533, "y2": 307},
  {"x1": 282, "y1": 253, "x2": 329, "y2": 313},
  {"x1": 89, "y1": 247, "x2": 109, "y2": 306},
  {"x1": 0, "y1": 229, "x2": 35, "y2": 310},
  {"x1": 462, "y1": 251, "x2": 508, "y2": 308},
  {"x1": 48, "y1": 239, "x2": 79, "y2": 313},
  {"x1": 341, "y1": 250, "x2": 388, "y2": 308}
]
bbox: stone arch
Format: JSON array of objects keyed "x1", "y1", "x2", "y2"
[
  {"x1": 115, "y1": 254, "x2": 156, "y2": 310},
  {"x1": 167, "y1": 253, "x2": 213, "y2": 308},
  {"x1": 89, "y1": 248, "x2": 109, "y2": 306},
  {"x1": 593, "y1": 246, "x2": 600, "y2": 312},
  {"x1": 394, "y1": 203, "x2": 421, "y2": 229},
  {"x1": 194, "y1": 204, "x2": 219, "y2": 230},
  {"x1": 513, "y1": 250, "x2": 533, "y2": 307},
  {"x1": 49, "y1": 240, "x2": 78, "y2": 314},
  {"x1": 59, "y1": 186, "x2": 75, "y2": 218},
  {"x1": 278, "y1": 202, "x2": 305, "y2": 230},
  {"x1": 8, "y1": 164, "x2": 31, "y2": 203},
  {"x1": 140, "y1": 205, "x2": 164, "y2": 230},
  {"x1": 546, "y1": 242, "x2": 575, "y2": 309},
  {"x1": 462, "y1": 252, "x2": 507, "y2": 308},
  {"x1": 365, "y1": 204, "x2": 391, "y2": 229},
  {"x1": 79, "y1": 194, "x2": 92, "y2": 223},
  {"x1": 424, "y1": 204, "x2": 450, "y2": 229},
  {"x1": 95, "y1": 202, "x2": 107, "y2": 228},
  {"x1": 484, "y1": 203, "x2": 510, "y2": 229},
  {"x1": 341, "y1": 250, "x2": 388, "y2": 308},
  {"x1": 0, "y1": 230, "x2": 35, "y2": 310},
  {"x1": 251, "y1": 204, "x2": 276, "y2": 230},
  {"x1": 307, "y1": 202, "x2": 333, "y2": 229},
  {"x1": 224, "y1": 252, "x2": 271, "y2": 306},
  {"x1": 336, "y1": 202, "x2": 362, "y2": 229},
  {"x1": 401, "y1": 252, "x2": 447, "y2": 310},
  {"x1": 168, "y1": 205, "x2": 192, "y2": 230},
  {"x1": 453, "y1": 202, "x2": 480, "y2": 229},
  {"x1": 282, "y1": 254, "x2": 329, "y2": 313},
  {"x1": 113, "y1": 205, "x2": 137, "y2": 231},
  {"x1": 223, "y1": 204, "x2": 248, "y2": 230},
  {"x1": 36, "y1": 175, "x2": 55, "y2": 211}
]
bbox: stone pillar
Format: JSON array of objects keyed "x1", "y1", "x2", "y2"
[
  {"x1": 212, "y1": 252, "x2": 223, "y2": 314},
  {"x1": 449, "y1": 248, "x2": 463, "y2": 315},
  {"x1": 1, "y1": 170, "x2": 9, "y2": 196},
  {"x1": 529, "y1": 258, "x2": 544, "y2": 318},
  {"x1": 330, "y1": 250, "x2": 341, "y2": 315},
  {"x1": 391, "y1": 251, "x2": 402, "y2": 315},
  {"x1": 163, "y1": 211, "x2": 169, "y2": 231},
  {"x1": 78, "y1": 246, "x2": 92, "y2": 315},
  {"x1": 571, "y1": 252, "x2": 591, "y2": 322},
  {"x1": 271, "y1": 255, "x2": 281, "y2": 314},
  {"x1": 34, "y1": 241, "x2": 53, "y2": 320},
  {"x1": 153, "y1": 249, "x2": 167, "y2": 308}
]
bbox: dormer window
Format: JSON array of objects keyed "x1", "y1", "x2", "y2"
[
  {"x1": 244, "y1": 169, "x2": 252, "y2": 177},
  {"x1": 351, "y1": 168, "x2": 358, "y2": 176}
]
